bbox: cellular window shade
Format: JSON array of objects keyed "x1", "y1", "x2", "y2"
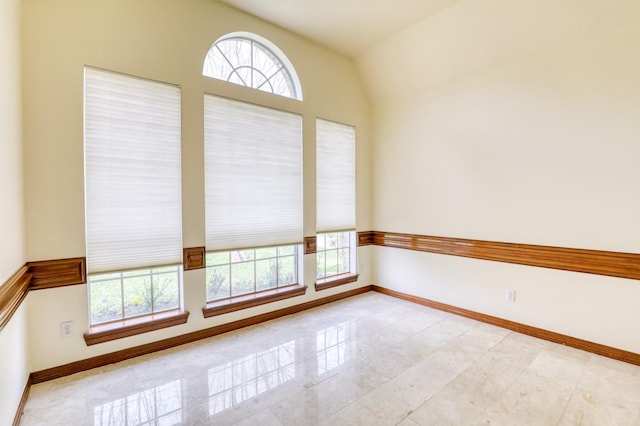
[
  {"x1": 84, "y1": 68, "x2": 183, "y2": 273},
  {"x1": 204, "y1": 95, "x2": 303, "y2": 251},
  {"x1": 316, "y1": 119, "x2": 356, "y2": 232}
]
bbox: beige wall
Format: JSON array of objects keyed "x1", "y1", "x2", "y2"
[
  {"x1": 0, "y1": 304, "x2": 29, "y2": 426},
  {"x1": 0, "y1": 0, "x2": 28, "y2": 423},
  {"x1": 0, "y1": 0, "x2": 25, "y2": 278},
  {"x1": 359, "y1": 0, "x2": 640, "y2": 352},
  {"x1": 22, "y1": 0, "x2": 371, "y2": 371}
]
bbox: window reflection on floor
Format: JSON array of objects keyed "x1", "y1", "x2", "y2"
[
  {"x1": 316, "y1": 321, "x2": 356, "y2": 375},
  {"x1": 93, "y1": 379, "x2": 183, "y2": 426},
  {"x1": 208, "y1": 340, "x2": 296, "y2": 415}
]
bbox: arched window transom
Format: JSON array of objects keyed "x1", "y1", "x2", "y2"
[{"x1": 203, "y1": 32, "x2": 302, "y2": 100}]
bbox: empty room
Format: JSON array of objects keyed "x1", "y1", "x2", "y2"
[{"x1": 2, "y1": 0, "x2": 640, "y2": 424}]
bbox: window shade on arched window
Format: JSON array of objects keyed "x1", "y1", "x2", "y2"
[{"x1": 203, "y1": 32, "x2": 302, "y2": 100}]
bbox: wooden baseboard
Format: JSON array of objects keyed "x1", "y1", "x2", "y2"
[
  {"x1": 31, "y1": 285, "x2": 372, "y2": 384},
  {"x1": 372, "y1": 285, "x2": 640, "y2": 366},
  {"x1": 12, "y1": 375, "x2": 31, "y2": 426}
]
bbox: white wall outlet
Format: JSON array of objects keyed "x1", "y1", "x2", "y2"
[
  {"x1": 505, "y1": 289, "x2": 516, "y2": 303},
  {"x1": 61, "y1": 321, "x2": 73, "y2": 338}
]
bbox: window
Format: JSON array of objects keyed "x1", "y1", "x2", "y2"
[
  {"x1": 204, "y1": 95, "x2": 303, "y2": 306},
  {"x1": 206, "y1": 245, "x2": 297, "y2": 301},
  {"x1": 316, "y1": 231, "x2": 356, "y2": 280},
  {"x1": 316, "y1": 119, "x2": 357, "y2": 286},
  {"x1": 89, "y1": 266, "x2": 181, "y2": 324},
  {"x1": 84, "y1": 67, "x2": 184, "y2": 326},
  {"x1": 203, "y1": 32, "x2": 302, "y2": 100}
]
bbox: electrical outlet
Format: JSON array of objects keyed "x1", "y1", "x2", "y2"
[
  {"x1": 61, "y1": 321, "x2": 73, "y2": 338},
  {"x1": 505, "y1": 289, "x2": 516, "y2": 303}
]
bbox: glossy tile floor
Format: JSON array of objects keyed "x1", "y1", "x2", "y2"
[{"x1": 21, "y1": 292, "x2": 640, "y2": 425}]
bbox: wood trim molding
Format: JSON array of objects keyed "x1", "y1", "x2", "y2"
[
  {"x1": 28, "y1": 257, "x2": 86, "y2": 290},
  {"x1": 31, "y1": 285, "x2": 372, "y2": 384},
  {"x1": 304, "y1": 236, "x2": 317, "y2": 254},
  {"x1": 12, "y1": 375, "x2": 31, "y2": 426},
  {"x1": 370, "y1": 231, "x2": 640, "y2": 281},
  {"x1": 357, "y1": 231, "x2": 374, "y2": 246},
  {"x1": 0, "y1": 266, "x2": 32, "y2": 330},
  {"x1": 183, "y1": 247, "x2": 205, "y2": 271},
  {"x1": 83, "y1": 310, "x2": 190, "y2": 346},
  {"x1": 372, "y1": 285, "x2": 640, "y2": 366},
  {"x1": 315, "y1": 273, "x2": 359, "y2": 291},
  {"x1": 203, "y1": 284, "x2": 307, "y2": 318}
]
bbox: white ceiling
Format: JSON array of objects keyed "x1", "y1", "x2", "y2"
[{"x1": 218, "y1": 0, "x2": 460, "y2": 57}]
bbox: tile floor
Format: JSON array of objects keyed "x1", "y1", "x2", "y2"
[{"x1": 21, "y1": 292, "x2": 640, "y2": 425}]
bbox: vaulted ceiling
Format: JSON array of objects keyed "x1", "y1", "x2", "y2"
[
  {"x1": 218, "y1": 1, "x2": 640, "y2": 102},
  {"x1": 217, "y1": 0, "x2": 460, "y2": 57}
]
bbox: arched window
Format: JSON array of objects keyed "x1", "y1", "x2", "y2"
[{"x1": 203, "y1": 32, "x2": 302, "y2": 100}]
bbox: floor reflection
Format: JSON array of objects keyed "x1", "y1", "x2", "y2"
[
  {"x1": 94, "y1": 379, "x2": 183, "y2": 426},
  {"x1": 208, "y1": 340, "x2": 296, "y2": 415},
  {"x1": 316, "y1": 321, "x2": 356, "y2": 375},
  {"x1": 24, "y1": 293, "x2": 640, "y2": 426}
]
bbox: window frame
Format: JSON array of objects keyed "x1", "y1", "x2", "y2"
[
  {"x1": 315, "y1": 118, "x2": 358, "y2": 291},
  {"x1": 202, "y1": 91, "x2": 306, "y2": 313},
  {"x1": 88, "y1": 265, "x2": 184, "y2": 326},
  {"x1": 205, "y1": 244, "x2": 301, "y2": 302},
  {"x1": 315, "y1": 231, "x2": 359, "y2": 291},
  {"x1": 83, "y1": 67, "x2": 188, "y2": 344},
  {"x1": 203, "y1": 31, "x2": 303, "y2": 100},
  {"x1": 203, "y1": 244, "x2": 306, "y2": 317},
  {"x1": 84, "y1": 264, "x2": 189, "y2": 347}
]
